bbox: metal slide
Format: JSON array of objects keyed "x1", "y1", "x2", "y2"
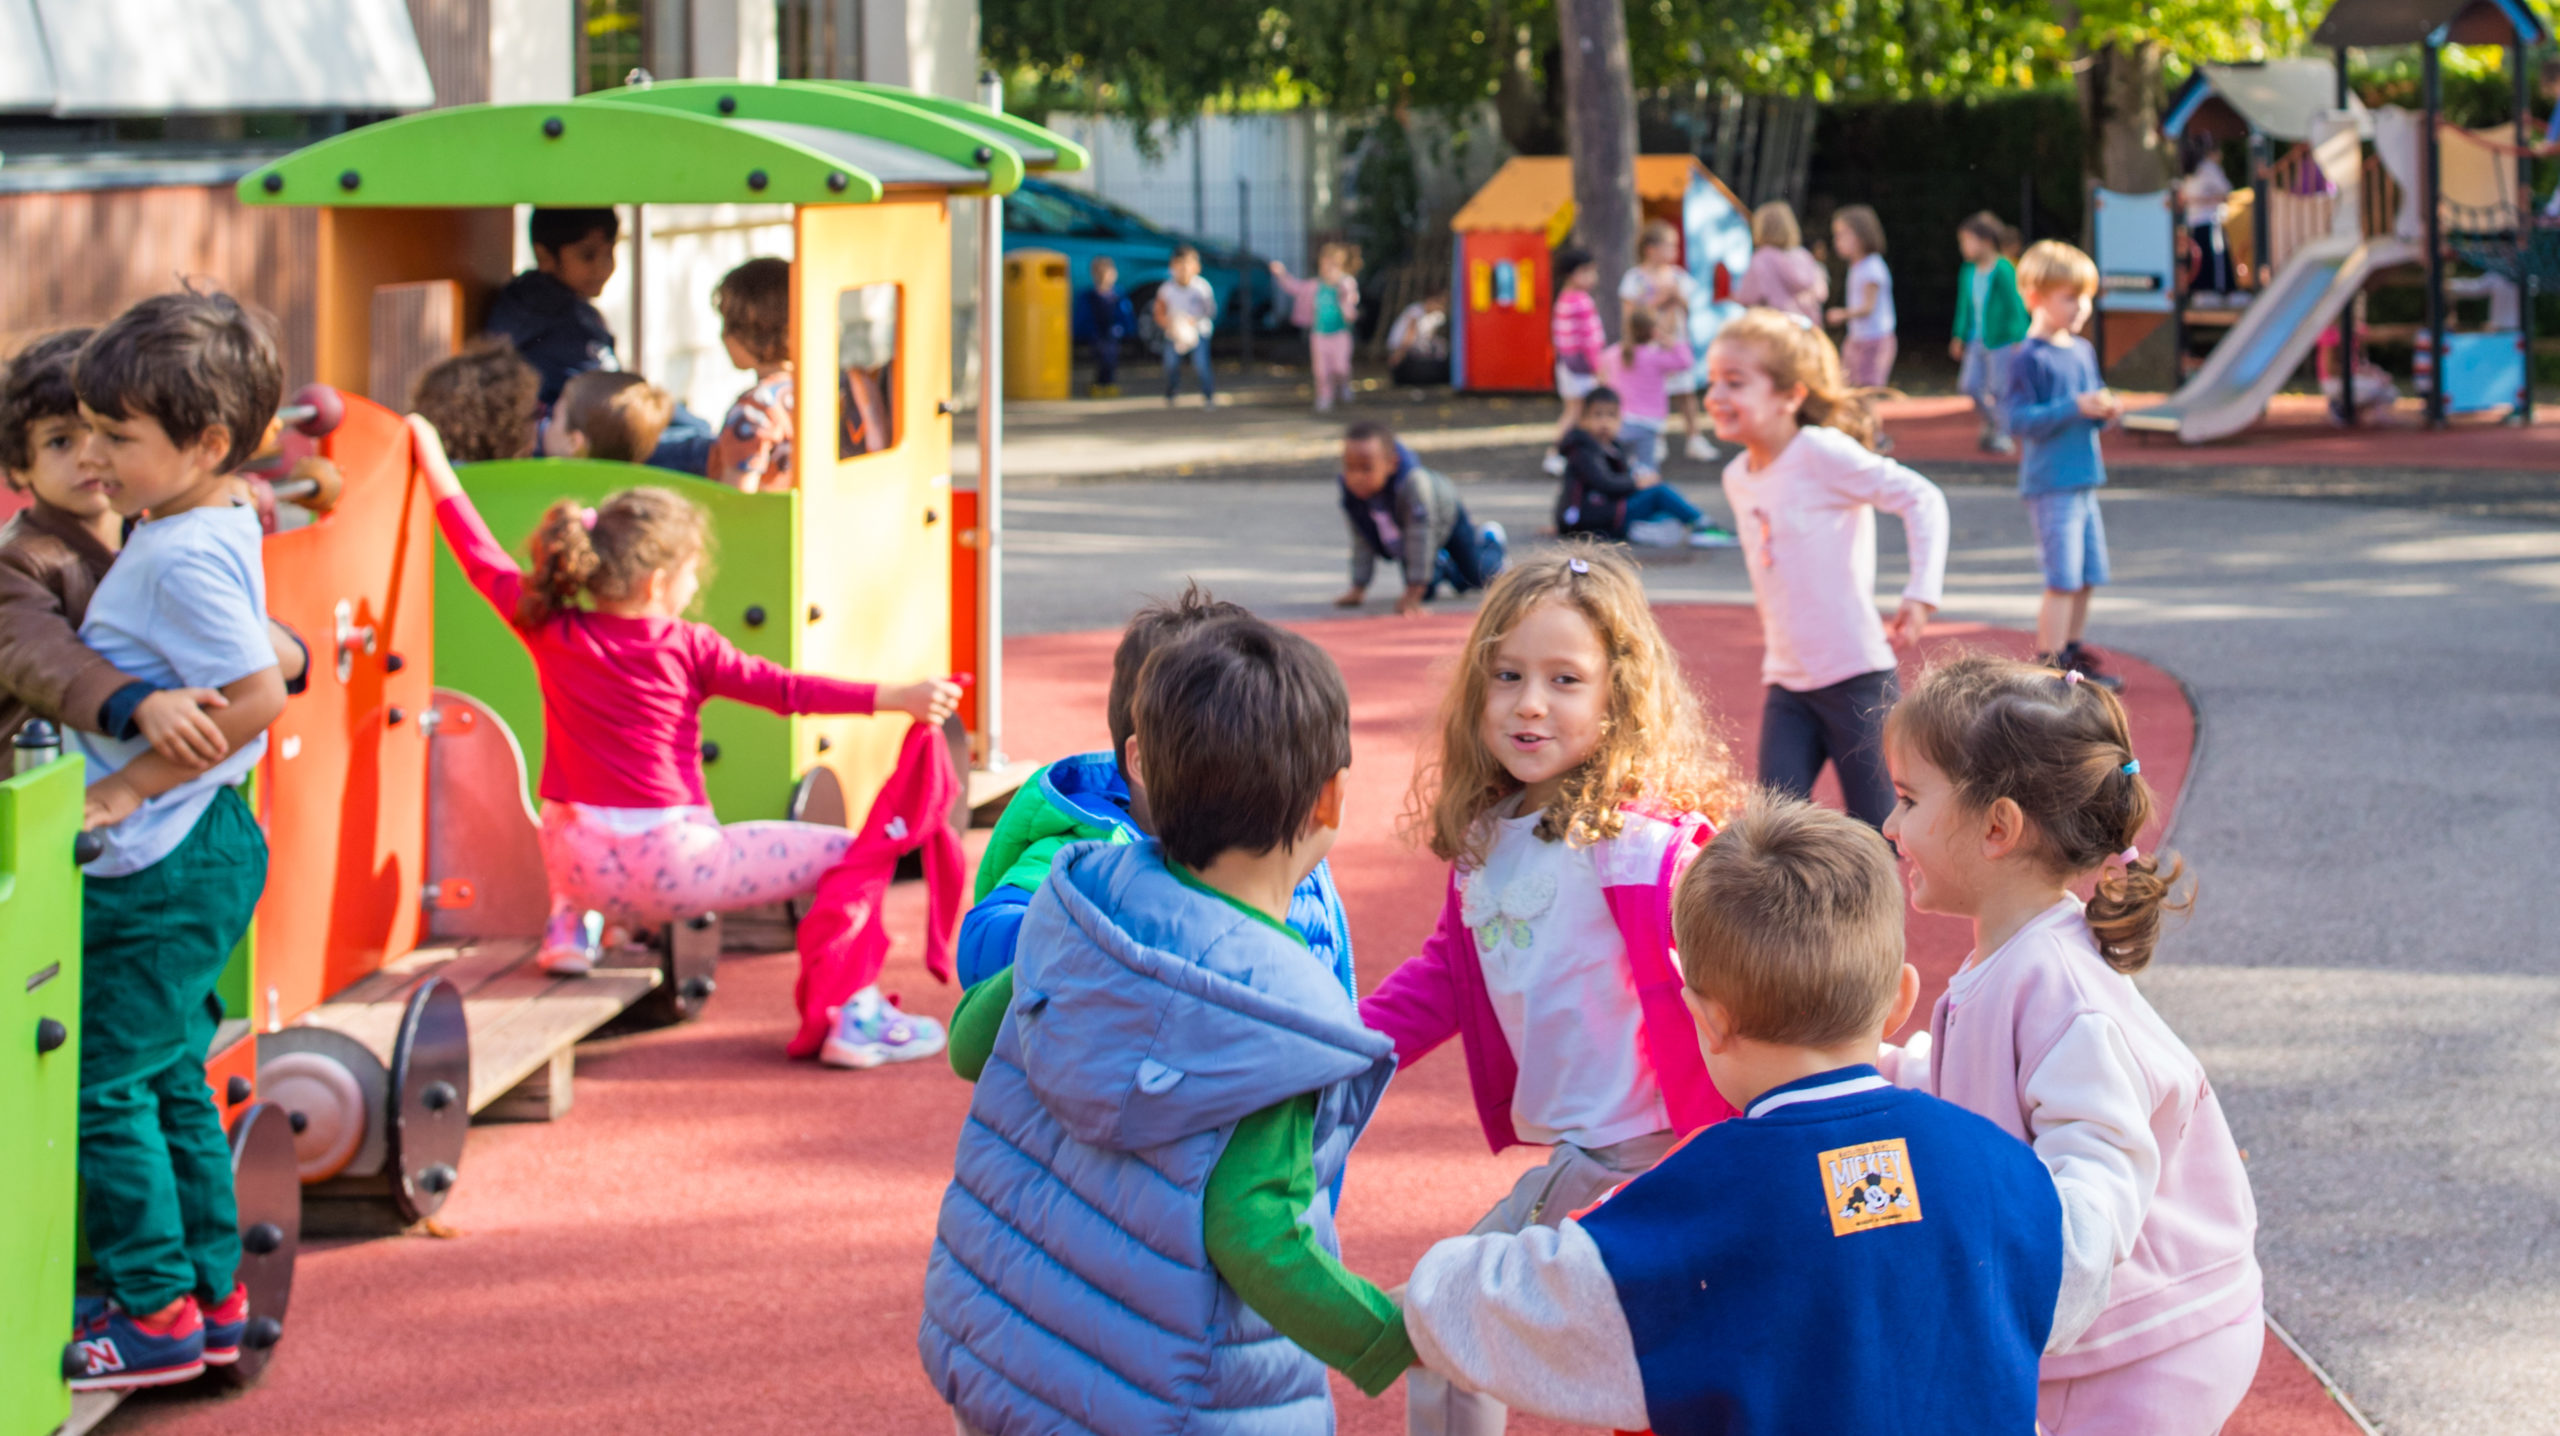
[{"x1": 2121, "y1": 233, "x2": 2422, "y2": 443}]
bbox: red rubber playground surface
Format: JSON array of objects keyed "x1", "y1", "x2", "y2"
[{"x1": 116, "y1": 605, "x2": 2358, "y2": 1436}]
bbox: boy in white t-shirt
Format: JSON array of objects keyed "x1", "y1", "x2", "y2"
[
  {"x1": 60, "y1": 290, "x2": 289, "y2": 1391},
  {"x1": 1154, "y1": 245, "x2": 1221, "y2": 408},
  {"x1": 1826, "y1": 205, "x2": 1898, "y2": 390}
]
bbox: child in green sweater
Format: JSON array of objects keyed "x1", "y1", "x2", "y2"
[{"x1": 1952, "y1": 211, "x2": 2030, "y2": 455}]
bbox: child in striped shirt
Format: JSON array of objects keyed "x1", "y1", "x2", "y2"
[{"x1": 1543, "y1": 248, "x2": 1606, "y2": 477}]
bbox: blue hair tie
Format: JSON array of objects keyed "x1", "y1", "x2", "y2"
[{"x1": 2121, "y1": 759, "x2": 2140, "y2": 775}]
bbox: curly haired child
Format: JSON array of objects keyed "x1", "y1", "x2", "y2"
[
  {"x1": 409, "y1": 339, "x2": 541, "y2": 463},
  {"x1": 414, "y1": 416, "x2": 961, "y2": 1065},
  {"x1": 1359, "y1": 542, "x2": 1745, "y2": 1436},
  {"x1": 1880, "y1": 654, "x2": 2260, "y2": 1435}
]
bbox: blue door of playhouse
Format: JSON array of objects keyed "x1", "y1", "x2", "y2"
[{"x1": 1684, "y1": 176, "x2": 1754, "y2": 366}]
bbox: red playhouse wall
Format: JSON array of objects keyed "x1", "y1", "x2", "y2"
[{"x1": 1458, "y1": 231, "x2": 1554, "y2": 392}]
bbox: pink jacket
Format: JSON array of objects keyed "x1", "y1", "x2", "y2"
[
  {"x1": 1925, "y1": 902, "x2": 2261, "y2": 1378},
  {"x1": 788, "y1": 721, "x2": 964, "y2": 1056},
  {"x1": 1360, "y1": 809, "x2": 1734, "y2": 1152},
  {"x1": 1274, "y1": 270, "x2": 1359, "y2": 330}
]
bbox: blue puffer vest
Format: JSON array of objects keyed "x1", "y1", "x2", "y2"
[{"x1": 920, "y1": 840, "x2": 1396, "y2": 1435}]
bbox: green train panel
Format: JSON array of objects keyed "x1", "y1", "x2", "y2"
[{"x1": 1, "y1": 757, "x2": 84, "y2": 1434}]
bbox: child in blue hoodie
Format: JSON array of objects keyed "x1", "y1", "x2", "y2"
[
  {"x1": 954, "y1": 583, "x2": 1354, "y2": 996},
  {"x1": 923, "y1": 615, "x2": 1409, "y2": 1434},
  {"x1": 1400, "y1": 797, "x2": 2064, "y2": 1435}
]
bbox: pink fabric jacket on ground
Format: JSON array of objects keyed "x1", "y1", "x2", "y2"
[
  {"x1": 1925, "y1": 901, "x2": 2262, "y2": 1379},
  {"x1": 1274, "y1": 270, "x2": 1360, "y2": 330},
  {"x1": 788, "y1": 720, "x2": 965, "y2": 1054},
  {"x1": 1360, "y1": 809, "x2": 1734, "y2": 1152}
]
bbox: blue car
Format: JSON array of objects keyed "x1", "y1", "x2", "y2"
[{"x1": 1001, "y1": 177, "x2": 1278, "y2": 345}]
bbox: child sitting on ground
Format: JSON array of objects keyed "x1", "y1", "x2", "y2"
[
  {"x1": 1271, "y1": 242, "x2": 1362, "y2": 412},
  {"x1": 409, "y1": 339, "x2": 542, "y2": 463},
  {"x1": 1, "y1": 329, "x2": 232, "y2": 760},
  {"x1": 955, "y1": 582, "x2": 1353, "y2": 994},
  {"x1": 1881, "y1": 655, "x2": 2262, "y2": 1434},
  {"x1": 1554, "y1": 387, "x2": 1720, "y2": 548},
  {"x1": 922, "y1": 614, "x2": 1409, "y2": 1433},
  {"x1": 1335, "y1": 419, "x2": 1505, "y2": 616},
  {"x1": 1708, "y1": 309, "x2": 1947, "y2": 828},
  {"x1": 58, "y1": 292, "x2": 297, "y2": 1390},
  {"x1": 706, "y1": 256, "x2": 795, "y2": 492},
  {"x1": 545, "y1": 371, "x2": 676, "y2": 464},
  {"x1": 1401, "y1": 796, "x2": 2065, "y2": 1434},
  {"x1": 1359, "y1": 544, "x2": 1745, "y2": 1435},
  {"x1": 1076, "y1": 256, "x2": 1134, "y2": 397},
  {"x1": 2003, "y1": 240, "x2": 2126, "y2": 687},
  {"x1": 412, "y1": 416, "x2": 962, "y2": 1063},
  {"x1": 483, "y1": 207, "x2": 622, "y2": 408}
]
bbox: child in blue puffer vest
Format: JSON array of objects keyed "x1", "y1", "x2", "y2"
[
  {"x1": 954, "y1": 583, "x2": 1355, "y2": 998},
  {"x1": 922, "y1": 615, "x2": 1408, "y2": 1435}
]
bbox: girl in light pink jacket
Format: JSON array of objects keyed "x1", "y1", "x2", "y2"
[
  {"x1": 1359, "y1": 543, "x2": 1744, "y2": 1436},
  {"x1": 1878, "y1": 654, "x2": 2261, "y2": 1435}
]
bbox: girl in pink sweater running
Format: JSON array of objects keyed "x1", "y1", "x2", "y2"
[
  {"x1": 1359, "y1": 544, "x2": 1743, "y2": 1436},
  {"x1": 411, "y1": 416, "x2": 961, "y2": 1064},
  {"x1": 1878, "y1": 654, "x2": 2261, "y2": 1435}
]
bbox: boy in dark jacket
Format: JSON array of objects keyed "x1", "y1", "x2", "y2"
[
  {"x1": 483, "y1": 208, "x2": 622, "y2": 408},
  {"x1": 1401, "y1": 798, "x2": 2064, "y2": 1435},
  {"x1": 1336, "y1": 420, "x2": 1505, "y2": 616},
  {"x1": 1556, "y1": 387, "x2": 1723, "y2": 546},
  {"x1": 0, "y1": 330, "x2": 237, "y2": 762},
  {"x1": 1077, "y1": 256, "x2": 1136, "y2": 396}
]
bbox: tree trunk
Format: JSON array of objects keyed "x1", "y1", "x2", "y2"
[
  {"x1": 2081, "y1": 38, "x2": 2171, "y2": 193},
  {"x1": 1556, "y1": 0, "x2": 1639, "y2": 339}
]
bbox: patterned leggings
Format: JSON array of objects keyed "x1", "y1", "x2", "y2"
[{"x1": 537, "y1": 803, "x2": 854, "y2": 928}]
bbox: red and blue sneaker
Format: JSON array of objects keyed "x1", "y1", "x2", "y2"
[
  {"x1": 200, "y1": 1284, "x2": 248, "y2": 1365},
  {"x1": 64, "y1": 1294, "x2": 205, "y2": 1391}
]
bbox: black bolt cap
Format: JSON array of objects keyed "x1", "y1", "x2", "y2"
[
  {"x1": 35, "y1": 1017, "x2": 66, "y2": 1054},
  {"x1": 700, "y1": 740, "x2": 721, "y2": 763},
  {"x1": 419, "y1": 1163, "x2": 457, "y2": 1194},
  {"x1": 815, "y1": 736, "x2": 833, "y2": 753},
  {"x1": 973, "y1": 145, "x2": 994, "y2": 163},
  {"x1": 421, "y1": 1080, "x2": 457, "y2": 1111},
  {"x1": 806, "y1": 604, "x2": 823, "y2": 622},
  {"x1": 289, "y1": 1109, "x2": 310, "y2": 1134},
  {"x1": 72, "y1": 832, "x2": 103, "y2": 865},
  {"x1": 387, "y1": 707, "x2": 405, "y2": 726},
  {"x1": 384, "y1": 653, "x2": 406, "y2": 673},
  {"x1": 337, "y1": 169, "x2": 360, "y2": 191},
  {"x1": 747, "y1": 168, "x2": 769, "y2": 191},
  {"x1": 243, "y1": 1221, "x2": 285, "y2": 1255},
  {"x1": 245, "y1": 1316, "x2": 284, "y2": 1348},
  {"x1": 227, "y1": 1075, "x2": 252, "y2": 1105},
  {"x1": 717, "y1": 93, "x2": 737, "y2": 114},
  {"x1": 682, "y1": 976, "x2": 717, "y2": 1000},
  {"x1": 542, "y1": 116, "x2": 564, "y2": 138},
  {"x1": 261, "y1": 173, "x2": 283, "y2": 193},
  {"x1": 687, "y1": 913, "x2": 715, "y2": 931},
  {"x1": 827, "y1": 172, "x2": 850, "y2": 193},
  {"x1": 743, "y1": 604, "x2": 767, "y2": 627}
]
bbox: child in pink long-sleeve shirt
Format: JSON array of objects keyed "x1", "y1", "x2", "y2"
[
  {"x1": 1879, "y1": 655, "x2": 2262, "y2": 1436},
  {"x1": 411, "y1": 416, "x2": 962, "y2": 1066},
  {"x1": 1543, "y1": 248, "x2": 1607, "y2": 476}
]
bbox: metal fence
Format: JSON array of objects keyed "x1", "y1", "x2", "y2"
[{"x1": 1039, "y1": 113, "x2": 1319, "y2": 268}]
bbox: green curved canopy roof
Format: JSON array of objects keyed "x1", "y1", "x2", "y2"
[{"x1": 237, "y1": 82, "x2": 1082, "y2": 209}]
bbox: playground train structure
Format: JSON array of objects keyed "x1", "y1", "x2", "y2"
[{"x1": 2, "y1": 82, "x2": 1086, "y2": 1436}]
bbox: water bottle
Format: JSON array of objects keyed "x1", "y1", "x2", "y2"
[{"x1": 13, "y1": 717, "x2": 60, "y2": 774}]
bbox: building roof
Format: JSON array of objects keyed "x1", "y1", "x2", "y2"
[
  {"x1": 2166, "y1": 60, "x2": 2364, "y2": 143},
  {"x1": 3, "y1": 0, "x2": 434, "y2": 116},
  {"x1": 1450, "y1": 155, "x2": 1723, "y2": 233},
  {"x1": 2312, "y1": 0, "x2": 2545, "y2": 48},
  {"x1": 237, "y1": 83, "x2": 1084, "y2": 210}
]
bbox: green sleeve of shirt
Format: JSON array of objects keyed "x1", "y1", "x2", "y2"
[
  {"x1": 948, "y1": 965, "x2": 1015, "y2": 1082},
  {"x1": 1203, "y1": 1095, "x2": 1415, "y2": 1396}
]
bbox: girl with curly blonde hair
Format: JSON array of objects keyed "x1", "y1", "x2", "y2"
[{"x1": 1360, "y1": 541, "x2": 1744, "y2": 1434}]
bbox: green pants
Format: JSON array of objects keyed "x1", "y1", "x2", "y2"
[{"x1": 79, "y1": 786, "x2": 267, "y2": 1313}]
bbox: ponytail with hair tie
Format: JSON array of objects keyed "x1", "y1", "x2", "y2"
[{"x1": 514, "y1": 486, "x2": 712, "y2": 630}]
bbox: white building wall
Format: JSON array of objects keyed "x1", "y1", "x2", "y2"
[
  {"x1": 487, "y1": 0, "x2": 571, "y2": 104},
  {"x1": 1040, "y1": 112, "x2": 1329, "y2": 268}
]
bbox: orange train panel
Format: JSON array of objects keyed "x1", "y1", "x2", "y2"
[
  {"x1": 255, "y1": 394, "x2": 435, "y2": 1026},
  {"x1": 950, "y1": 487, "x2": 980, "y2": 736},
  {"x1": 204, "y1": 1031, "x2": 258, "y2": 1126}
]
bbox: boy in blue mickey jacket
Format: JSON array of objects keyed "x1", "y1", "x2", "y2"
[
  {"x1": 954, "y1": 583, "x2": 1355, "y2": 998},
  {"x1": 923, "y1": 615, "x2": 1409, "y2": 1433},
  {"x1": 1401, "y1": 797, "x2": 2063, "y2": 1435}
]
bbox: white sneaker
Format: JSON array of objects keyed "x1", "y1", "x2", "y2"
[
  {"x1": 538, "y1": 907, "x2": 600, "y2": 976},
  {"x1": 1683, "y1": 433, "x2": 1719, "y2": 462},
  {"x1": 1540, "y1": 451, "x2": 1568, "y2": 477},
  {"x1": 1627, "y1": 517, "x2": 1692, "y2": 548},
  {"x1": 820, "y1": 995, "x2": 949, "y2": 1069}
]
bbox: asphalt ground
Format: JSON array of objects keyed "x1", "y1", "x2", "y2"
[{"x1": 1000, "y1": 460, "x2": 2560, "y2": 1436}]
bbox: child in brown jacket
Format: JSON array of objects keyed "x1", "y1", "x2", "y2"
[{"x1": 0, "y1": 328, "x2": 302, "y2": 762}]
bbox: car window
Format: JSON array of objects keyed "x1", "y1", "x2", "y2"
[{"x1": 1008, "y1": 184, "x2": 1115, "y2": 239}]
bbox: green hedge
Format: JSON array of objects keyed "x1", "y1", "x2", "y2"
[{"x1": 1803, "y1": 89, "x2": 2085, "y2": 346}]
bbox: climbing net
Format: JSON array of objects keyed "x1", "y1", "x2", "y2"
[{"x1": 2445, "y1": 202, "x2": 2560, "y2": 283}]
